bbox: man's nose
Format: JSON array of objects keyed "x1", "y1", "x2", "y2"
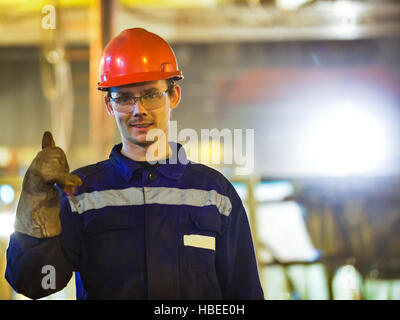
[{"x1": 132, "y1": 100, "x2": 148, "y2": 115}]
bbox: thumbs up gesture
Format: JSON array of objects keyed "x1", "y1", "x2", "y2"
[{"x1": 14, "y1": 131, "x2": 82, "y2": 238}]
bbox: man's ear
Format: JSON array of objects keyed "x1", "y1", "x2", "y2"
[
  {"x1": 169, "y1": 84, "x2": 181, "y2": 110},
  {"x1": 104, "y1": 95, "x2": 115, "y2": 116}
]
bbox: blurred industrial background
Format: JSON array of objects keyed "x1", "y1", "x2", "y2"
[{"x1": 0, "y1": 0, "x2": 400, "y2": 300}]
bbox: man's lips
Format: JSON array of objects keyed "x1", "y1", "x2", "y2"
[{"x1": 129, "y1": 122, "x2": 153, "y2": 128}]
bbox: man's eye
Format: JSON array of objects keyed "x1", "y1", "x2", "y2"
[
  {"x1": 144, "y1": 93, "x2": 156, "y2": 99},
  {"x1": 145, "y1": 93, "x2": 162, "y2": 100},
  {"x1": 115, "y1": 96, "x2": 130, "y2": 104}
]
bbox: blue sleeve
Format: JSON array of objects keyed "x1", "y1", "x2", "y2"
[
  {"x1": 216, "y1": 184, "x2": 264, "y2": 300},
  {"x1": 5, "y1": 195, "x2": 81, "y2": 299}
]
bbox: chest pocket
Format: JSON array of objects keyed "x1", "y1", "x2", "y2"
[
  {"x1": 82, "y1": 209, "x2": 137, "y2": 237},
  {"x1": 190, "y1": 210, "x2": 222, "y2": 236},
  {"x1": 81, "y1": 209, "x2": 139, "y2": 271},
  {"x1": 181, "y1": 209, "x2": 223, "y2": 276}
]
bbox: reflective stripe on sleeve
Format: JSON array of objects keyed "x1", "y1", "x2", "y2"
[{"x1": 68, "y1": 187, "x2": 232, "y2": 216}]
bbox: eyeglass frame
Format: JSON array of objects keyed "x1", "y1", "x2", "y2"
[{"x1": 106, "y1": 85, "x2": 174, "y2": 113}]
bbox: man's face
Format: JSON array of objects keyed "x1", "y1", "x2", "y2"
[{"x1": 105, "y1": 80, "x2": 180, "y2": 147}]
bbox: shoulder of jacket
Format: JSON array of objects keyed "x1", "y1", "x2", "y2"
[
  {"x1": 187, "y1": 162, "x2": 245, "y2": 213},
  {"x1": 71, "y1": 159, "x2": 112, "y2": 180},
  {"x1": 187, "y1": 161, "x2": 233, "y2": 192}
]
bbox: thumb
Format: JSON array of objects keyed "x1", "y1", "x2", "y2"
[
  {"x1": 63, "y1": 174, "x2": 83, "y2": 196},
  {"x1": 64, "y1": 173, "x2": 83, "y2": 188},
  {"x1": 42, "y1": 131, "x2": 56, "y2": 150}
]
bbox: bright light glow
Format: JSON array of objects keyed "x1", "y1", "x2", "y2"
[
  {"x1": 333, "y1": 1, "x2": 363, "y2": 24},
  {"x1": 255, "y1": 181, "x2": 294, "y2": 202},
  {"x1": 275, "y1": 0, "x2": 311, "y2": 11},
  {"x1": 305, "y1": 101, "x2": 390, "y2": 176},
  {"x1": 330, "y1": 0, "x2": 364, "y2": 39},
  {"x1": 0, "y1": 213, "x2": 15, "y2": 238},
  {"x1": 257, "y1": 201, "x2": 319, "y2": 263},
  {"x1": 333, "y1": 265, "x2": 362, "y2": 300},
  {"x1": 0, "y1": 147, "x2": 12, "y2": 167},
  {"x1": 0, "y1": 184, "x2": 15, "y2": 204}
]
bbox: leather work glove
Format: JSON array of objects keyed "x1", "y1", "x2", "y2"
[{"x1": 14, "y1": 131, "x2": 82, "y2": 238}]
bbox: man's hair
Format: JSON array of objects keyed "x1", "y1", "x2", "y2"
[
  {"x1": 165, "y1": 78, "x2": 176, "y2": 94},
  {"x1": 105, "y1": 78, "x2": 176, "y2": 101}
]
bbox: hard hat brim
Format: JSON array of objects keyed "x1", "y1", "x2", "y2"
[{"x1": 97, "y1": 70, "x2": 183, "y2": 91}]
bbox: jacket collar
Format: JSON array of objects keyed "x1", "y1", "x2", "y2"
[{"x1": 109, "y1": 141, "x2": 188, "y2": 182}]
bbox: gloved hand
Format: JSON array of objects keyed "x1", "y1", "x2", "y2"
[{"x1": 14, "y1": 131, "x2": 82, "y2": 238}]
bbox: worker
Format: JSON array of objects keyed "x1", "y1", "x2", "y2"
[{"x1": 5, "y1": 28, "x2": 264, "y2": 299}]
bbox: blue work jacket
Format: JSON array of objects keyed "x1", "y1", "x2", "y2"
[{"x1": 5, "y1": 142, "x2": 264, "y2": 300}]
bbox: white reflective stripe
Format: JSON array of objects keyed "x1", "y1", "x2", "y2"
[
  {"x1": 68, "y1": 187, "x2": 232, "y2": 216},
  {"x1": 68, "y1": 187, "x2": 144, "y2": 214},
  {"x1": 184, "y1": 234, "x2": 215, "y2": 251},
  {"x1": 144, "y1": 187, "x2": 232, "y2": 217}
]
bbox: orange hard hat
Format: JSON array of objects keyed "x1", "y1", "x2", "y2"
[{"x1": 98, "y1": 28, "x2": 183, "y2": 90}]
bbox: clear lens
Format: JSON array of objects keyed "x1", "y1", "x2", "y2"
[
  {"x1": 111, "y1": 90, "x2": 167, "y2": 113},
  {"x1": 142, "y1": 93, "x2": 165, "y2": 108}
]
